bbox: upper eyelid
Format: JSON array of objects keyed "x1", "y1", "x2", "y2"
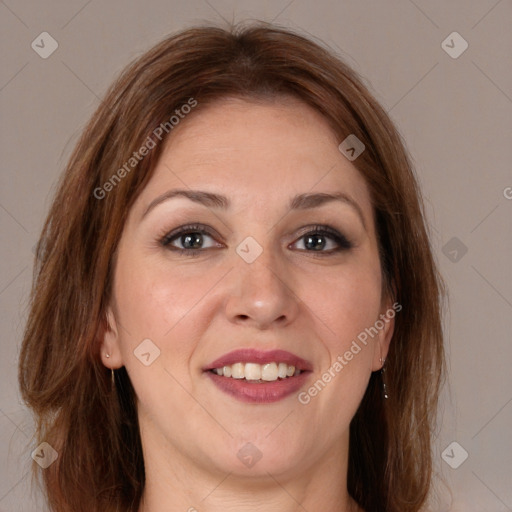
[
  {"x1": 161, "y1": 223, "x2": 218, "y2": 245},
  {"x1": 161, "y1": 224, "x2": 351, "y2": 249},
  {"x1": 162, "y1": 224, "x2": 343, "y2": 240}
]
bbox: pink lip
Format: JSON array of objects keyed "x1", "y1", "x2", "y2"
[
  {"x1": 204, "y1": 349, "x2": 313, "y2": 372},
  {"x1": 203, "y1": 349, "x2": 313, "y2": 404},
  {"x1": 206, "y1": 370, "x2": 310, "y2": 404}
]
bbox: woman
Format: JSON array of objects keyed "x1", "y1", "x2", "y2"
[{"x1": 19, "y1": 22, "x2": 446, "y2": 512}]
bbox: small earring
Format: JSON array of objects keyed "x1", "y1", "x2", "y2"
[
  {"x1": 380, "y1": 357, "x2": 389, "y2": 400},
  {"x1": 105, "y1": 354, "x2": 115, "y2": 388}
]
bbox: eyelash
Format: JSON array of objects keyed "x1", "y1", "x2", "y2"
[{"x1": 159, "y1": 223, "x2": 353, "y2": 257}]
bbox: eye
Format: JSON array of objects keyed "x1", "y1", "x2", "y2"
[
  {"x1": 159, "y1": 223, "x2": 352, "y2": 257},
  {"x1": 291, "y1": 225, "x2": 353, "y2": 254},
  {"x1": 160, "y1": 223, "x2": 222, "y2": 255}
]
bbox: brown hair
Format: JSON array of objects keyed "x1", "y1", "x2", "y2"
[{"x1": 18, "y1": 22, "x2": 446, "y2": 512}]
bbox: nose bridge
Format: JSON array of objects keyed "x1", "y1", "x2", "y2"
[{"x1": 224, "y1": 235, "x2": 299, "y2": 329}]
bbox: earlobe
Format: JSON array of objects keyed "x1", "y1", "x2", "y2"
[{"x1": 98, "y1": 307, "x2": 123, "y2": 368}]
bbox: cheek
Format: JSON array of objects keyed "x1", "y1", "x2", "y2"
[
  {"x1": 304, "y1": 259, "x2": 383, "y2": 350},
  {"x1": 299, "y1": 261, "x2": 382, "y2": 417},
  {"x1": 113, "y1": 255, "x2": 208, "y2": 336},
  {"x1": 293, "y1": 264, "x2": 382, "y2": 445},
  {"x1": 112, "y1": 253, "x2": 222, "y2": 377},
  {"x1": 111, "y1": 259, "x2": 206, "y2": 408}
]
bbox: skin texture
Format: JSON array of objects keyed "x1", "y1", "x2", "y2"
[{"x1": 100, "y1": 97, "x2": 394, "y2": 512}]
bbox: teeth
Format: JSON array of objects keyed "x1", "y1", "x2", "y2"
[
  {"x1": 231, "y1": 363, "x2": 244, "y2": 379},
  {"x1": 277, "y1": 362, "x2": 288, "y2": 379},
  {"x1": 211, "y1": 362, "x2": 302, "y2": 381},
  {"x1": 261, "y1": 362, "x2": 278, "y2": 381},
  {"x1": 244, "y1": 363, "x2": 261, "y2": 380}
]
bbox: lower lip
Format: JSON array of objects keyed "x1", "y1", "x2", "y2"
[{"x1": 205, "y1": 371, "x2": 310, "y2": 404}]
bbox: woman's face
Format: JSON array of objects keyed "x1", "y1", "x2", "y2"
[{"x1": 102, "y1": 97, "x2": 394, "y2": 483}]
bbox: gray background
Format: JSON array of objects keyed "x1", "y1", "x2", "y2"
[{"x1": 1, "y1": 1, "x2": 511, "y2": 510}]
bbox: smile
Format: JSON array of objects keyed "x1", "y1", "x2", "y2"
[{"x1": 204, "y1": 349, "x2": 312, "y2": 403}]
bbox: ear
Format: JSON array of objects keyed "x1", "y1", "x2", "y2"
[
  {"x1": 371, "y1": 298, "x2": 398, "y2": 372},
  {"x1": 98, "y1": 306, "x2": 123, "y2": 369}
]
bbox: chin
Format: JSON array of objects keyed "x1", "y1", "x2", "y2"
[{"x1": 213, "y1": 431, "x2": 310, "y2": 478}]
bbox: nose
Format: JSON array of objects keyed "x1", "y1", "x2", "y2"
[{"x1": 224, "y1": 243, "x2": 300, "y2": 330}]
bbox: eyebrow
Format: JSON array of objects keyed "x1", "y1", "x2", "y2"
[{"x1": 141, "y1": 189, "x2": 367, "y2": 229}]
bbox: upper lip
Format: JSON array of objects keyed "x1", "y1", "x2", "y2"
[{"x1": 204, "y1": 349, "x2": 313, "y2": 372}]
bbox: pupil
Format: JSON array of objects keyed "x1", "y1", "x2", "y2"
[
  {"x1": 305, "y1": 235, "x2": 325, "y2": 251},
  {"x1": 183, "y1": 233, "x2": 202, "y2": 249},
  {"x1": 179, "y1": 233, "x2": 327, "y2": 250}
]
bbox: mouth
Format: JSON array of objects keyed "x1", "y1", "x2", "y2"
[{"x1": 203, "y1": 349, "x2": 312, "y2": 403}]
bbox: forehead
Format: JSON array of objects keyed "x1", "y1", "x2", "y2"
[{"x1": 135, "y1": 97, "x2": 373, "y2": 218}]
